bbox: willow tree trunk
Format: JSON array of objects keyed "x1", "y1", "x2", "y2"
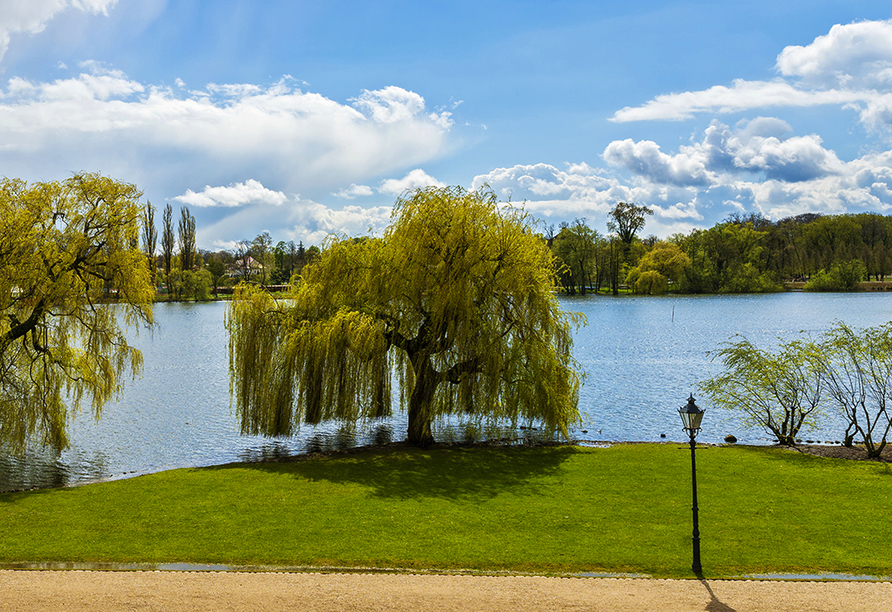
[{"x1": 407, "y1": 356, "x2": 437, "y2": 446}]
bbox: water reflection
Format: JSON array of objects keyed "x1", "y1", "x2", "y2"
[
  {"x1": 0, "y1": 449, "x2": 70, "y2": 491},
  {"x1": 372, "y1": 425, "x2": 394, "y2": 446},
  {"x1": 236, "y1": 441, "x2": 298, "y2": 464},
  {"x1": 305, "y1": 425, "x2": 357, "y2": 454},
  {"x1": 0, "y1": 446, "x2": 112, "y2": 492}
]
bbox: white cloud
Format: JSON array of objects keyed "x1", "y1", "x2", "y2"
[
  {"x1": 470, "y1": 114, "x2": 892, "y2": 239},
  {"x1": 776, "y1": 20, "x2": 892, "y2": 88},
  {"x1": 0, "y1": 71, "x2": 454, "y2": 201},
  {"x1": 603, "y1": 139, "x2": 714, "y2": 187},
  {"x1": 853, "y1": 93, "x2": 892, "y2": 134},
  {"x1": 199, "y1": 194, "x2": 394, "y2": 248},
  {"x1": 332, "y1": 184, "x2": 374, "y2": 199},
  {"x1": 352, "y1": 87, "x2": 454, "y2": 130},
  {"x1": 605, "y1": 119, "x2": 846, "y2": 185},
  {"x1": 652, "y1": 201, "x2": 703, "y2": 221},
  {"x1": 471, "y1": 163, "x2": 640, "y2": 220},
  {"x1": 610, "y1": 79, "x2": 864, "y2": 123},
  {"x1": 470, "y1": 161, "x2": 704, "y2": 238},
  {"x1": 731, "y1": 133, "x2": 845, "y2": 182},
  {"x1": 611, "y1": 19, "x2": 892, "y2": 133},
  {"x1": 0, "y1": 0, "x2": 117, "y2": 62},
  {"x1": 473, "y1": 163, "x2": 619, "y2": 201},
  {"x1": 289, "y1": 202, "x2": 394, "y2": 244},
  {"x1": 174, "y1": 179, "x2": 287, "y2": 208},
  {"x1": 379, "y1": 169, "x2": 445, "y2": 195}
]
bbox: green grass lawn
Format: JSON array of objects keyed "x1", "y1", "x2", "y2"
[{"x1": 2, "y1": 443, "x2": 891, "y2": 578}]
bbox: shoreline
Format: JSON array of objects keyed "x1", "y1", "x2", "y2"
[{"x1": 4, "y1": 438, "x2": 890, "y2": 494}]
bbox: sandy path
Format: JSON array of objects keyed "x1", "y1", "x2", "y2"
[{"x1": 1, "y1": 571, "x2": 891, "y2": 611}]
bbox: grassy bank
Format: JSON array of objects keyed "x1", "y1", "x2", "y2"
[{"x1": 2, "y1": 443, "x2": 891, "y2": 578}]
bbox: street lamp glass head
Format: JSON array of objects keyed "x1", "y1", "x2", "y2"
[{"x1": 678, "y1": 394, "x2": 705, "y2": 432}]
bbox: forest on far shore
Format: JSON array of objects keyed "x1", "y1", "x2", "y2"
[{"x1": 550, "y1": 205, "x2": 892, "y2": 295}]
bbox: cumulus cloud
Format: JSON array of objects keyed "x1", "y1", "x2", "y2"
[
  {"x1": 603, "y1": 139, "x2": 714, "y2": 187},
  {"x1": 353, "y1": 86, "x2": 424, "y2": 123},
  {"x1": 0, "y1": 0, "x2": 117, "y2": 62},
  {"x1": 0, "y1": 70, "x2": 454, "y2": 202},
  {"x1": 604, "y1": 119, "x2": 845, "y2": 185},
  {"x1": 352, "y1": 86, "x2": 453, "y2": 129},
  {"x1": 378, "y1": 168, "x2": 445, "y2": 195},
  {"x1": 776, "y1": 20, "x2": 892, "y2": 88},
  {"x1": 654, "y1": 201, "x2": 703, "y2": 221},
  {"x1": 174, "y1": 179, "x2": 287, "y2": 208},
  {"x1": 731, "y1": 133, "x2": 844, "y2": 182},
  {"x1": 200, "y1": 195, "x2": 394, "y2": 249},
  {"x1": 611, "y1": 19, "x2": 892, "y2": 133},
  {"x1": 472, "y1": 163, "x2": 636, "y2": 217},
  {"x1": 288, "y1": 202, "x2": 394, "y2": 244},
  {"x1": 474, "y1": 163, "x2": 619, "y2": 201},
  {"x1": 471, "y1": 162, "x2": 710, "y2": 238},
  {"x1": 469, "y1": 112, "x2": 892, "y2": 240}
]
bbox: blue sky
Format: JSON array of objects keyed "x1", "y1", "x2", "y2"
[{"x1": 3, "y1": 1, "x2": 892, "y2": 249}]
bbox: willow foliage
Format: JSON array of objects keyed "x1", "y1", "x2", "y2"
[
  {"x1": 228, "y1": 186, "x2": 581, "y2": 445},
  {"x1": 699, "y1": 337, "x2": 825, "y2": 446},
  {"x1": 818, "y1": 322, "x2": 892, "y2": 457},
  {"x1": 0, "y1": 173, "x2": 154, "y2": 453}
]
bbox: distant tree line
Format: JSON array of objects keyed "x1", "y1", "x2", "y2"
[
  {"x1": 551, "y1": 207, "x2": 892, "y2": 295},
  {"x1": 140, "y1": 203, "x2": 320, "y2": 300},
  {"x1": 142, "y1": 197, "x2": 892, "y2": 300}
]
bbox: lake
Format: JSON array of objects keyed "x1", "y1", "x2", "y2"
[{"x1": 2, "y1": 292, "x2": 891, "y2": 491}]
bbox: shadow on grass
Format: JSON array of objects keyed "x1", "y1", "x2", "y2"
[
  {"x1": 203, "y1": 443, "x2": 579, "y2": 501},
  {"x1": 0, "y1": 486, "x2": 59, "y2": 505}
]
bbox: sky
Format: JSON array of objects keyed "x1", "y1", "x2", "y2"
[{"x1": 3, "y1": 1, "x2": 892, "y2": 250}]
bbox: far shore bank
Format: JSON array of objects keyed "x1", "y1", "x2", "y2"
[{"x1": 146, "y1": 280, "x2": 892, "y2": 303}]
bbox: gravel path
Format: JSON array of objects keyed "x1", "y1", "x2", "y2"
[{"x1": 1, "y1": 571, "x2": 891, "y2": 611}]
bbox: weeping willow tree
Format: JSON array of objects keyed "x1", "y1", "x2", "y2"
[
  {"x1": 699, "y1": 337, "x2": 825, "y2": 446},
  {"x1": 228, "y1": 185, "x2": 581, "y2": 446},
  {"x1": 0, "y1": 173, "x2": 154, "y2": 453}
]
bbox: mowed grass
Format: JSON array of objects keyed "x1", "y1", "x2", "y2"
[{"x1": 2, "y1": 443, "x2": 891, "y2": 578}]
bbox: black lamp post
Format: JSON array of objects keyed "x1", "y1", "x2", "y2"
[{"x1": 678, "y1": 394, "x2": 704, "y2": 574}]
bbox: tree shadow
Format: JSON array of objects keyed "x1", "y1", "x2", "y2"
[{"x1": 204, "y1": 442, "x2": 578, "y2": 501}]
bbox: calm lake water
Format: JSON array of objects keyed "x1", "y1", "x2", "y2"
[{"x1": 2, "y1": 292, "x2": 892, "y2": 490}]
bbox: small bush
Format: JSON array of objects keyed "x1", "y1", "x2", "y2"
[{"x1": 805, "y1": 259, "x2": 865, "y2": 291}]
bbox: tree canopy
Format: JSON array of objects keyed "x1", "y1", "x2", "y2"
[
  {"x1": 0, "y1": 173, "x2": 154, "y2": 452},
  {"x1": 552, "y1": 219, "x2": 600, "y2": 295},
  {"x1": 227, "y1": 186, "x2": 582, "y2": 445},
  {"x1": 818, "y1": 322, "x2": 892, "y2": 457},
  {"x1": 625, "y1": 241, "x2": 691, "y2": 294},
  {"x1": 607, "y1": 202, "x2": 653, "y2": 245},
  {"x1": 700, "y1": 337, "x2": 824, "y2": 446}
]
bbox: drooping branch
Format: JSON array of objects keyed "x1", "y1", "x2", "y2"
[{"x1": 0, "y1": 173, "x2": 153, "y2": 453}]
